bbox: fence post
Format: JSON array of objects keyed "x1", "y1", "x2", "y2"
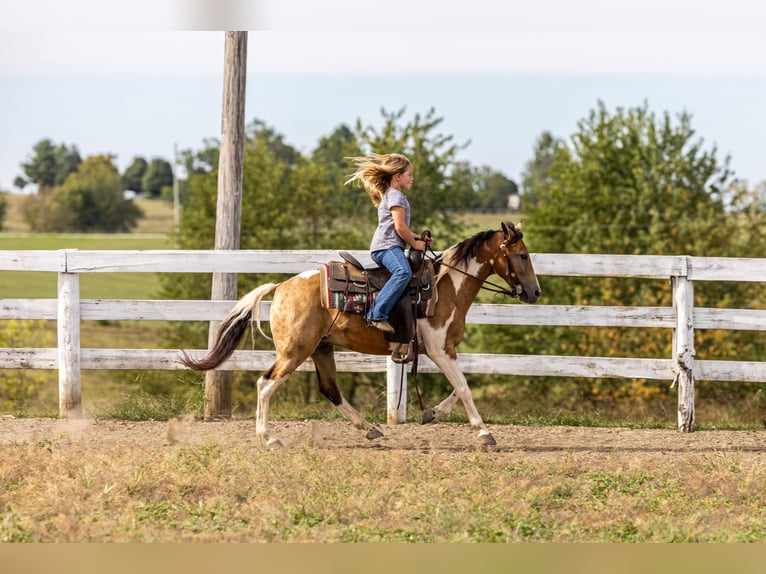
[
  {"x1": 386, "y1": 357, "x2": 407, "y2": 424},
  {"x1": 57, "y1": 260, "x2": 82, "y2": 418},
  {"x1": 672, "y1": 259, "x2": 695, "y2": 432}
]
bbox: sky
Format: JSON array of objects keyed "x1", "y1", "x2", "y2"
[{"x1": 1, "y1": 0, "x2": 766, "y2": 193}]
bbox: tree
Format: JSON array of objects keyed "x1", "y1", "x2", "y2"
[
  {"x1": 471, "y1": 166, "x2": 519, "y2": 211},
  {"x1": 13, "y1": 176, "x2": 28, "y2": 193},
  {"x1": 520, "y1": 131, "x2": 566, "y2": 207},
  {"x1": 311, "y1": 124, "x2": 361, "y2": 172},
  {"x1": 0, "y1": 192, "x2": 7, "y2": 230},
  {"x1": 53, "y1": 144, "x2": 82, "y2": 186},
  {"x1": 123, "y1": 157, "x2": 148, "y2": 193},
  {"x1": 142, "y1": 158, "x2": 174, "y2": 198},
  {"x1": 18, "y1": 139, "x2": 81, "y2": 192},
  {"x1": 311, "y1": 124, "x2": 365, "y2": 222},
  {"x1": 53, "y1": 155, "x2": 143, "y2": 232},
  {"x1": 526, "y1": 102, "x2": 732, "y2": 256},
  {"x1": 354, "y1": 107, "x2": 473, "y2": 244},
  {"x1": 473, "y1": 101, "x2": 755, "y2": 417}
]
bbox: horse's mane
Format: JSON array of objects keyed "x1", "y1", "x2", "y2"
[{"x1": 434, "y1": 229, "x2": 497, "y2": 284}]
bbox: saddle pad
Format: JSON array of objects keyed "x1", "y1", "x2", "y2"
[{"x1": 319, "y1": 262, "x2": 436, "y2": 318}]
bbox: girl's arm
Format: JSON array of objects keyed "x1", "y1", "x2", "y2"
[{"x1": 391, "y1": 207, "x2": 432, "y2": 250}]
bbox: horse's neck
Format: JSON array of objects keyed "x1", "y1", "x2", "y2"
[{"x1": 440, "y1": 256, "x2": 491, "y2": 311}]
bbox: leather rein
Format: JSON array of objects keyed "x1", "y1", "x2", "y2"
[{"x1": 424, "y1": 233, "x2": 525, "y2": 299}]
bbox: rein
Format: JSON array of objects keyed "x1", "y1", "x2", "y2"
[{"x1": 425, "y1": 245, "x2": 522, "y2": 299}]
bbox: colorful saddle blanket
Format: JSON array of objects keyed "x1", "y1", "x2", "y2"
[{"x1": 318, "y1": 259, "x2": 437, "y2": 318}]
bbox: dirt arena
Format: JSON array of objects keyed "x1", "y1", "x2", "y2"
[{"x1": 3, "y1": 416, "x2": 766, "y2": 461}]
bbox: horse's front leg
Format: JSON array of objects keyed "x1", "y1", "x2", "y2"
[{"x1": 424, "y1": 351, "x2": 496, "y2": 447}]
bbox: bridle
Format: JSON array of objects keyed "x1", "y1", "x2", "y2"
[{"x1": 425, "y1": 227, "x2": 526, "y2": 299}]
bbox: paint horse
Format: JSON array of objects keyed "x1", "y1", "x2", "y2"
[{"x1": 180, "y1": 223, "x2": 541, "y2": 447}]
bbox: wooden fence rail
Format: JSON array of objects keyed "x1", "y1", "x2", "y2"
[{"x1": 1, "y1": 249, "x2": 765, "y2": 431}]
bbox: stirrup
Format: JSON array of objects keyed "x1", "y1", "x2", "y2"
[{"x1": 391, "y1": 342, "x2": 414, "y2": 364}]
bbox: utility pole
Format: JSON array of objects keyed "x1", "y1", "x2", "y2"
[
  {"x1": 172, "y1": 142, "x2": 180, "y2": 229},
  {"x1": 204, "y1": 31, "x2": 247, "y2": 419}
]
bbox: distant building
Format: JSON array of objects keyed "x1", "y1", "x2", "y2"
[{"x1": 507, "y1": 191, "x2": 521, "y2": 212}]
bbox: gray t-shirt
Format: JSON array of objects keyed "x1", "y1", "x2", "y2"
[{"x1": 369, "y1": 188, "x2": 411, "y2": 252}]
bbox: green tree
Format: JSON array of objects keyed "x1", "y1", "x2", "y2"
[
  {"x1": 526, "y1": 102, "x2": 731, "y2": 256},
  {"x1": 0, "y1": 191, "x2": 7, "y2": 230},
  {"x1": 53, "y1": 144, "x2": 82, "y2": 186},
  {"x1": 142, "y1": 158, "x2": 174, "y2": 198},
  {"x1": 521, "y1": 131, "x2": 566, "y2": 207},
  {"x1": 354, "y1": 107, "x2": 473, "y2": 244},
  {"x1": 311, "y1": 124, "x2": 366, "y2": 221},
  {"x1": 123, "y1": 157, "x2": 148, "y2": 193},
  {"x1": 13, "y1": 176, "x2": 28, "y2": 193},
  {"x1": 53, "y1": 155, "x2": 143, "y2": 232},
  {"x1": 472, "y1": 101, "x2": 757, "y2": 419},
  {"x1": 18, "y1": 139, "x2": 81, "y2": 192},
  {"x1": 471, "y1": 166, "x2": 519, "y2": 211}
]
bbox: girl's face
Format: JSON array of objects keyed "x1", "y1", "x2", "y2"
[{"x1": 392, "y1": 164, "x2": 414, "y2": 191}]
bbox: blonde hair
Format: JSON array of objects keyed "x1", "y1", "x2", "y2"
[{"x1": 345, "y1": 153, "x2": 412, "y2": 206}]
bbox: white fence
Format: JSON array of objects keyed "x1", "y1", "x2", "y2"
[{"x1": 1, "y1": 249, "x2": 765, "y2": 431}]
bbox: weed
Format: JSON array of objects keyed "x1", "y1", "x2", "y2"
[{"x1": 1, "y1": 512, "x2": 32, "y2": 543}]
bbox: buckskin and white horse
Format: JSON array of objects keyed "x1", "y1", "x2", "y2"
[{"x1": 181, "y1": 223, "x2": 540, "y2": 447}]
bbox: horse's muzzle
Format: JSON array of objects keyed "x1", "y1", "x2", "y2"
[{"x1": 520, "y1": 287, "x2": 541, "y2": 304}]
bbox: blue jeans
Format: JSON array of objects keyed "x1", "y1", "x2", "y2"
[{"x1": 366, "y1": 246, "x2": 412, "y2": 322}]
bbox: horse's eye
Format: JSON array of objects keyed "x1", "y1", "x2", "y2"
[{"x1": 520, "y1": 254, "x2": 529, "y2": 260}]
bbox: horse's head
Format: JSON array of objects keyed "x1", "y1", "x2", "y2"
[{"x1": 492, "y1": 222, "x2": 541, "y2": 304}]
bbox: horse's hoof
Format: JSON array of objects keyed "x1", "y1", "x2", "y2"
[
  {"x1": 366, "y1": 427, "x2": 384, "y2": 441},
  {"x1": 266, "y1": 437, "x2": 284, "y2": 449},
  {"x1": 479, "y1": 433, "x2": 497, "y2": 447},
  {"x1": 421, "y1": 408, "x2": 437, "y2": 424}
]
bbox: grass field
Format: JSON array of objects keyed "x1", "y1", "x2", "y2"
[{"x1": 1, "y1": 196, "x2": 174, "y2": 299}]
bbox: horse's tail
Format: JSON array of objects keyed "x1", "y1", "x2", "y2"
[{"x1": 179, "y1": 282, "x2": 279, "y2": 371}]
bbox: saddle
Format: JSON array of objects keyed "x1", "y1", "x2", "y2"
[{"x1": 318, "y1": 246, "x2": 438, "y2": 361}]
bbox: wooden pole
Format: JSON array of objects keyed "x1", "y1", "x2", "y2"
[
  {"x1": 386, "y1": 357, "x2": 407, "y2": 424},
  {"x1": 57, "y1": 268, "x2": 82, "y2": 418},
  {"x1": 204, "y1": 31, "x2": 247, "y2": 419},
  {"x1": 672, "y1": 260, "x2": 695, "y2": 432}
]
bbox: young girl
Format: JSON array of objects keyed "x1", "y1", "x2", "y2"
[{"x1": 345, "y1": 153, "x2": 432, "y2": 333}]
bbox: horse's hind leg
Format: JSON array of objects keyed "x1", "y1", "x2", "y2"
[
  {"x1": 255, "y1": 360, "x2": 296, "y2": 448},
  {"x1": 312, "y1": 341, "x2": 383, "y2": 441}
]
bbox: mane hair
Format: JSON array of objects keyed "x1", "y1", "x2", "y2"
[
  {"x1": 434, "y1": 229, "x2": 497, "y2": 285},
  {"x1": 450, "y1": 229, "x2": 497, "y2": 268}
]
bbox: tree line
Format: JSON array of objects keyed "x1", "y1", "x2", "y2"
[
  {"x1": 0, "y1": 108, "x2": 517, "y2": 233},
  {"x1": 483, "y1": 102, "x2": 765, "y2": 417},
  {"x1": 3, "y1": 140, "x2": 175, "y2": 233}
]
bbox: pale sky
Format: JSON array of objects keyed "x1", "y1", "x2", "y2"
[{"x1": 1, "y1": 0, "x2": 765, "y2": 192}]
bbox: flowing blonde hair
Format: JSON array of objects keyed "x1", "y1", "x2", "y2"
[{"x1": 345, "y1": 153, "x2": 412, "y2": 206}]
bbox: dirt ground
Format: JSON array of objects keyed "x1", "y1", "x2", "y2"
[{"x1": 3, "y1": 416, "x2": 766, "y2": 463}]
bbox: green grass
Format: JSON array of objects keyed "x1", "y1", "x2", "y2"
[
  {"x1": 0, "y1": 234, "x2": 173, "y2": 298},
  {"x1": 0, "y1": 234, "x2": 172, "y2": 250}
]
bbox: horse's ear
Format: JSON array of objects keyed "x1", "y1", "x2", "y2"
[{"x1": 501, "y1": 222, "x2": 509, "y2": 237}]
